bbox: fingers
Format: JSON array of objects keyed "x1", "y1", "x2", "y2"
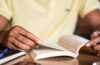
[
  {"x1": 15, "y1": 26, "x2": 42, "y2": 44},
  {"x1": 86, "y1": 31, "x2": 100, "y2": 47},
  {"x1": 8, "y1": 36, "x2": 38, "y2": 51},
  {"x1": 7, "y1": 42, "x2": 25, "y2": 52},
  {"x1": 6, "y1": 26, "x2": 41, "y2": 51},
  {"x1": 7, "y1": 42, "x2": 17, "y2": 50},
  {"x1": 10, "y1": 37, "x2": 31, "y2": 51},
  {"x1": 86, "y1": 36, "x2": 100, "y2": 47},
  {"x1": 91, "y1": 31, "x2": 100, "y2": 39},
  {"x1": 15, "y1": 34, "x2": 37, "y2": 48},
  {"x1": 94, "y1": 44, "x2": 100, "y2": 51},
  {"x1": 86, "y1": 31, "x2": 100, "y2": 56}
]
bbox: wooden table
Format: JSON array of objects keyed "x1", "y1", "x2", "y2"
[{"x1": 3, "y1": 53, "x2": 100, "y2": 65}]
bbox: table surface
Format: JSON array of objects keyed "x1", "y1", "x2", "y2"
[{"x1": 3, "y1": 52, "x2": 100, "y2": 65}]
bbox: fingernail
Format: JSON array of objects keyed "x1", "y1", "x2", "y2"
[
  {"x1": 86, "y1": 43, "x2": 90, "y2": 47},
  {"x1": 93, "y1": 32, "x2": 98, "y2": 36}
]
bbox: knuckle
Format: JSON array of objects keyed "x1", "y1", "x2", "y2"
[
  {"x1": 9, "y1": 30, "x2": 17, "y2": 37},
  {"x1": 9, "y1": 26, "x2": 22, "y2": 36},
  {"x1": 12, "y1": 26, "x2": 22, "y2": 32}
]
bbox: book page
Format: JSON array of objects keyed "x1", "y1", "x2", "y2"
[
  {"x1": 38, "y1": 41, "x2": 68, "y2": 51},
  {"x1": 58, "y1": 35, "x2": 89, "y2": 55},
  {"x1": 32, "y1": 46, "x2": 76, "y2": 60}
]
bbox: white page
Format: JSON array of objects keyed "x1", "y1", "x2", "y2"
[
  {"x1": 33, "y1": 34, "x2": 88, "y2": 59},
  {"x1": 58, "y1": 35, "x2": 89, "y2": 55},
  {"x1": 38, "y1": 41, "x2": 68, "y2": 51},
  {"x1": 32, "y1": 46, "x2": 76, "y2": 60}
]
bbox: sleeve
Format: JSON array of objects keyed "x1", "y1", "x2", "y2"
[
  {"x1": 79, "y1": 0, "x2": 99, "y2": 18},
  {"x1": 0, "y1": 0, "x2": 12, "y2": 20}
]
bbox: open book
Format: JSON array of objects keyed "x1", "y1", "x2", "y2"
[
  {"x1": 0, "y1": 35, "x2": 89, "y2": 64},
  {"x1": 32, "y1": 34, "x2": 89, "y2": 60}
]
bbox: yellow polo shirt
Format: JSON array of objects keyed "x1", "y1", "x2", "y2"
[{"x1": 0, "y1": 0, "x2": 99, "y2": 42}]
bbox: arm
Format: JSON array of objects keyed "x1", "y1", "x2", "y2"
[
  {"x1": 0, "y1": 15, "x2": 9, "y2": 44},
  {"x1": 84, "y1": 9, "x2": 100, "y2": 30},
  {"x1": 84, "y1": 9, "x2": 100, "y2": 56},
  {"x1": 0, "y1": 15, "x2": 42, "y2": 51}
]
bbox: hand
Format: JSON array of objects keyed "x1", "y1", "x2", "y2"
[
  {"x1": 2, "y1": 26, "x2": 42, "y2": 51},
  {"x1": 86, "y1": 31, "x2": 100, "y2": 56}
]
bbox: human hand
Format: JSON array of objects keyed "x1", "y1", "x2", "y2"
[
  {"x1": 86, "y1": 31, "x2": 100, "y2": 56},
  {"x1": 3, "y1": 26, "x2": 42, "y2": 51}
]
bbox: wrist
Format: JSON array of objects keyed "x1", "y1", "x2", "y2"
[{"x1": 0, "y1": 31, "x2": 9, "y2": 47}]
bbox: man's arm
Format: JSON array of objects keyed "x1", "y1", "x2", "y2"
[
  {"x1": 85, "y1": 9, "x2": 100, "y2": 56},
  {"x1": 0, "y1": 15, "x2": 42, "y2": 51},
  {"x1": 85, "y1": 9, "x2": 100, "y2": 30},
  {"x1": 0, "y1": 15, "x2": 9, "y2": 44}
]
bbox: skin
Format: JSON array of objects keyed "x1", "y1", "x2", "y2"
[
  {"x1": 15, "y1": 61, "x2": 38, "y2": 65},
  {"x1": 85, "y1": 9, "x2": 100, "y2": 56},
  {"x1": 0, "y1": 9, "x2": 100, "y2": 54},
  {"x1": 0, "y1": 16, "x2": 43, "y2": 52}
]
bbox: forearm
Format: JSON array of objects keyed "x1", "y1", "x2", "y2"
[
  {"x1": 86, "y1": 9, "x2": 100, "y2": 31},
  {"x1": 85, "y1": 9, "x2": 100, "y2": 56},
  {"x1": 0, "y1": 31, "x2": 7, "y2": 45},
  {"x1": 0, "y1": 15, "x2": 9, "y2": 45}
]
